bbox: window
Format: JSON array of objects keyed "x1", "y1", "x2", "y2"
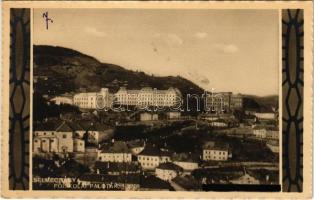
[
  {"x1": 63, "y1": 134, "x2": 67, "y2": 139},
  {"x1": 34, "y1": 140, "x2": 38, "y2": 143}
]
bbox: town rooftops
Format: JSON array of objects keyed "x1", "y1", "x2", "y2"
[{"x1": 156, "y1": 162, "x2": 183, "y2": 172}]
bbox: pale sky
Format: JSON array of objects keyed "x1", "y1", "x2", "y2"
[{"x1": 34, "y1": 9, "x2": 279, "y2": 96}]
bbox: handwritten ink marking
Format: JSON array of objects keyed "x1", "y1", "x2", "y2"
[{"x1": 43, "y1": 12, "x2": 53, "y2": 30}]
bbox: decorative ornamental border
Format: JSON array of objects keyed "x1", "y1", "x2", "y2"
[
  {"x1": 282, "y1": 9, "x2": 304, "y2": 192},
  {"x1": 9, "y1": 8, "x2": 30, "y2": 190}
]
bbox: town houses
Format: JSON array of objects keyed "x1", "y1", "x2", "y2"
[{"x1": 33, "y1": 85, "x2": 280, "y2": 191}]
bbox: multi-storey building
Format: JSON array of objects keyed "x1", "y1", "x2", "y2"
[
  {"x1": 114, "y1": 87, "x2": 182, "y2": 107},
  {"x1": 50, "y1": 94, "x2": 73, "y2": 105},
  {"x1": 205, "y1": 92, "x2": 243, "y2": 113},
  {"x1": 137, "y1": 146, "x2": 173, "y2": 170},
  {"x1": 98, "y1": 141, "x2": 132, "y2": 163},
  {"x1": 202, "y1": 142, "x2": 229, "y2": 161},
  {"x1": 155, "y1": 162, "x2": 183, "y2": 181},
  {"x1": 172, "y1": 153, "x2": 199, "y2": 172},
  {"x1": 33, "y1": 121, "x2": 85, "y2": 153},
  {"x1": 73, "y1": 88, "x2": 111, "y2": 109},
  {"x1": 253, "y1": 126, "x2": 267, "y2": 138},
  {"x1": 266, "y1": 127, "x2": 279, "y2": 140}
]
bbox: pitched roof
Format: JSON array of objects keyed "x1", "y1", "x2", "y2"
[
  {"x1": 203, "y1": 143, "x2": 229, "y2": 151},
  {"x1": 34, "y1": 120, "x2": 63, "y2": 131},
  {"x1": 172, "y1": 175, "x2": 201, "y2": 190},
  {"x1": 56, "y1": 121, "x2": 75, "y2": 132},
  {"x1": 100, "y1": 141, "x2": 131, "y2": 153},
  {"x1": 138, "y1": 145, "x2": 160, "y2": 156},
  {"x1": 172, "y1": 153, "x2": 199, "y2": 163},
  {"x1": 156, "y1": 162, "x2": 183, "y2": 172},
  {"x1": 127, "y1": 140, "x2": 145, "y2": 149},
  {"x1": 140, "y1": 175, "x2": 173, "y2": 190},
  {"x1": 89, "y1": 123, "x2": 112, "y2": 131}
]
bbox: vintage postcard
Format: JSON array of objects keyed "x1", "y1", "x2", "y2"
[{"x1": 1, "y1": 1, "x2": 313, "y2": 199}]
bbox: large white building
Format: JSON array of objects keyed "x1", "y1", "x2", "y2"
[
  {"x1": 114, "y1": 87, "x2": 182, "y2": 107},
  {"x1": 98, "y1": 141, "x2": 132, "y2": 163},
  {"x1": 155, "y1": 162, "x2": 183, "y2": 181},
  {"x1": 33, "y1": 121, "x2": 85, "y2": 153},
  {"x1": 138, "y1": 146, "x2": 172, "y2": 170},
  {"x1": 202, "y1": 142, "x2": 229, "y2": 161},
  {"x1": 73, "y1": 88, "x2": 111, "y2": 109}
]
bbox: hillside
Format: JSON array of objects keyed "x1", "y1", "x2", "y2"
[
  {"x1": 33, "y1": 45, "x2": 278, "y2": 113},
  {"x1": 33, "y1": 45, "x2": 206, "y2": 113},
  {"x1": 243, "y1": 95, "x2": 278, "y2": 112}
]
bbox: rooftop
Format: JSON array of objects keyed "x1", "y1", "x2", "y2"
[
  {"x1": 157, "y1": 162, "x2": 183, "y2": 172},
  {"x1": 140, "y1": 175, "x2": 173, "y2": 190},
  {"x1": 100, "y1": 141, "x2": 131, "y2": 153}
]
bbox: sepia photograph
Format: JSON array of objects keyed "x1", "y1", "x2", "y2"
[{"x1": 31, "y1": 8, "x2": 281, "y2": 191}]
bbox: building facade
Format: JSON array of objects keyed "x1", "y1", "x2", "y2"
[
  {"x1": 205, "y1": 92, "x2": 243, "y2": 113},
  {"x1": 50, "y1": 95, "x2": 73, "y2": 105},
  {"x1": 114, "y1": 87, "x2": 182, "y2": 107},
  {"x1": 202, "y1": 143, "x2": 229, "y2": 161},
  {"x1": 138, "y1": 146, "x2": 173, "y2": 170},
  {"x1": 73, "y1": 88, "x2": 111, "y2": 109},
  {"x1": 155, "y1": 162, "x2": 183, "y2": 181},
  {"x1": 98, "y1": 141, "x2": 132, "y2": 163},
  {"x1": 253, "y1": 127, "x2": 267, "y2": 138},
  {"x1": 33, "y1": 121, "x2": 85, "y2": 153}
]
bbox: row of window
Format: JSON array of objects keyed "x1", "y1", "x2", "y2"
[
  {"x1": 204, "y1": 156, "x2": 227, "y2": 160},
  {"x1": 204, "y1": 151, "x2": 227, "y2": 155}
]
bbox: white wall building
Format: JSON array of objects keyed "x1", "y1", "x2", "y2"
[
  {"x1": 50, "y1": 95, "x2": 73, "y2": 105},
  {"x1": 253, "y1": 127, "x2": 267, "y2": 138},
  {"x1": 138, "y1": 146, "x2": 173, "y2": 170},
  {"x1": 98, "y1": 141, "x2": 132, "y2": 163},
  {"x1": 33, "y1": 121, "x2": 85, "y2": 153},
  {"x1": 254, "y1": 112, "x2": 276, "y2": 120},
  {"x1": 73, "y1": 88, "x2": 111, "y2": 109},
  {"x1": 114, "y1": 87, "x2": 181, "y2": 107},
  {"x1": 202, "y1": 143, "x2": 229, "y2": 161},
  {"x1": 155, "y1": 162, "x2": 183, "y2": 181}
]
